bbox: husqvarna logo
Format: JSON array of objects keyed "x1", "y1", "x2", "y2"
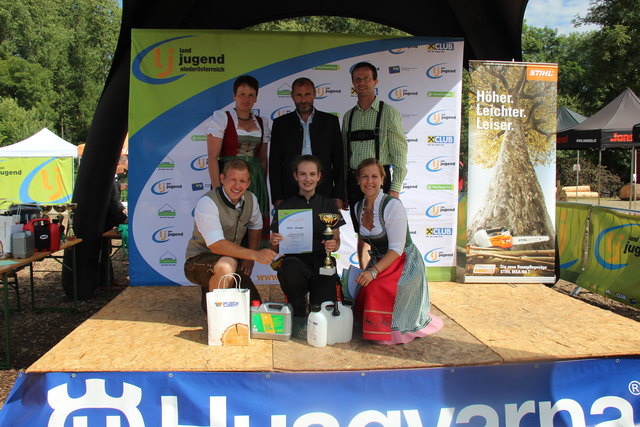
[
  {"x1": 132, "y1": 36, "x2": 193, "y2": 84},
  {"x1": 190, "y1": 155, "x2": 208, "y2": 171},
  {"x1": 48, "y1": 379, "x2": 144, "y2": 426}
]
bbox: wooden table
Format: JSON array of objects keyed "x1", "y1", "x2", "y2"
[
  {"x1": 0, "y1": 238, "x2": 82, "y2": 368},
  {"x1": 102, "y1": 228, "x2": 125, "y2": 259}
]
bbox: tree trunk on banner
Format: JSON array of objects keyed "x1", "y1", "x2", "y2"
[{"x1": 468, "y1": 120, "x2": 555, "y2": 250}]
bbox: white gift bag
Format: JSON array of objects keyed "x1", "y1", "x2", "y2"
[{"x1": 206, "y1": 273, "x2": 250, "y2": 346}]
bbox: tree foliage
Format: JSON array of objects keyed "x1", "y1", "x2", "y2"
[
  {"x1": 0, "y1": 0, "x2": 120, "y2": 146},
  {"x1": 0, "y1": 97, "x2": 49, "y2": 145},
  {"x1": 249, "y1": 16, "x2": 408, "y2": 36},
  {"x1": 469, "y1": 63, "x2": 556, "y2": 169}
]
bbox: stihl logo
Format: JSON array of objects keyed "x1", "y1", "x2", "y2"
[
  {"x1": 530, "y1": 70, "x2": 553, "y2": 77},
  {"x1": 526, "y1": 65, "x2": 557, "y2": 81}
]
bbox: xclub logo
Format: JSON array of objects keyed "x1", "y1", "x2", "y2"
[{"x1": 132, "y1": 36, "x2": 193, "y2": 84}]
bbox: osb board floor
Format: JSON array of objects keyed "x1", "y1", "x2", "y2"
[
  {"x1": 430, "y1": 282, "x2": 640, "y2": 361},
  {"x1": 28, "y1": 283, "x2": 640, "y2": 373},
  {"x1": 28, "y1": 286, "x2": 273, "y2": 373}
]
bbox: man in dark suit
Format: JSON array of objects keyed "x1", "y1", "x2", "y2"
[{"x1": 269, "y1": 77, "x2": 345, "y2": 209}]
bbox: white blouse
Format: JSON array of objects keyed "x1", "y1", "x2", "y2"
[
  {"x1": 358, "y1": 190, "x2": 407, "y2": 256},
  {"x1": 207, "y1": 109, "x2": 271, "y2": 145}
]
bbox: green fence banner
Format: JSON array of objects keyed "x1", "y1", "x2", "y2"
[
  {"x1": 576, "y1": 206, "x2": 640, "y2": 308},
  {"x1": 556, "y1": 202, "x2": 591, "y2": 283}
]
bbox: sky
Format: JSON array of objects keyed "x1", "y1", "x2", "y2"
[{"x1": 524, "y1": 0, "x2": 600, "y2": 34}]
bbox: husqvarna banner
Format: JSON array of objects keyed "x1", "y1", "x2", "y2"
[
  {"x1": 1, "y1": 358, "x2": 639, "y2": 425},
  {"x1": 0, "y1": 157, "x2": 74, "y2": 204},
  {"x1": 128, "y1": 29, "x2": 463, "y2": 286},
  {"x1": 576, "y1": 206, "x2": 640, "y2": 307},
  {"x1": 465, "y1": 61, "x2": 557, "y2": 283}
]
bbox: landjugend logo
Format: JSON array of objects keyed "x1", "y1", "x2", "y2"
[
  {"x1": 427, "y1": 110, "x2": 457, "y2": 126},
  {"x1": 388, "y1": 86, "x2": 419, "y2": 102},
  {"x1": 595, "y1": 224, "x2": 640, "y2": 270},
  {"x1": 132, "y1": 36, "x2": 225, "y2": 85},
  {"x1": 426, "y1": 156, "x2": 456, "y2": 172},
  {"x1": 426, "y1": 63, "x2": 456, "y2": 79},
  {"x1": 152, "y1": 227, "x2": 184, "y2": 243},
  {"x1": 151, "y1": 179, "x2": 182, "y2": 195}
]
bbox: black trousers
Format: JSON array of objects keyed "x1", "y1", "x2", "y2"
[
  {"x1": 277, "y1": 255, "x2": 340, "y2": 317},
  {"x1": 346, "y1": 165, "x2": 392, "y2": 231}
]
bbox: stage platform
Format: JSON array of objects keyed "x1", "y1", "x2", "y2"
[
  {"x1": 4, "y1": 282, "x2": 640, "y2": 426},
  {"x1": 28, "y1": 282, "x2": 640, "y2": 373}
]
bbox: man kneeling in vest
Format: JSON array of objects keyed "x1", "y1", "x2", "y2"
[{"x1": 184, "y1": 158, "x2": 277, "y2": 310}]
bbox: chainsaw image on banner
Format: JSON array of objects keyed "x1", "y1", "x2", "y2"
[{"x1": 473, "y1": 227, "x2": 549, "y2": 249}]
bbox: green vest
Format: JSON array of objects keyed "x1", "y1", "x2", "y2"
[{"x1": 185, "y1": 187, "x2": 254, "y2": 260}]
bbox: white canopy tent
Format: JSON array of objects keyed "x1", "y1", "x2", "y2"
[{"x1": 0, "y1": 128, "x2": 78, "y2": 158}]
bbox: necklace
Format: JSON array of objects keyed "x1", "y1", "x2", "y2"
[
  {"x1": 362, "y1": 205, "x2": 374, "y2": 231},
  {"x1": 237, "y1": 113, "x2": 253, "y2": 121}
]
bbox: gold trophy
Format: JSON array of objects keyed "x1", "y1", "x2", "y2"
[
  {"x1": 65, "y1": 203, "x2": 78, "y2": 240},
  {"x1": 318, "y1": 213, "x2": 341, "y2": 276}
]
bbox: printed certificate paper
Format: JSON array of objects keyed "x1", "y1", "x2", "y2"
[{"x1": 278, "y1": 209, "x2": 313, "y2": 254}]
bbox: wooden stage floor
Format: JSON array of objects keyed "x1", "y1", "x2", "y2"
[{"x1": 28, "y1": 283, "x2": 640, "y2": 373}]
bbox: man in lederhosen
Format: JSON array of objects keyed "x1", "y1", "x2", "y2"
[{"x1": 342, "y1": 61, "x2": 407, "y2": 228}]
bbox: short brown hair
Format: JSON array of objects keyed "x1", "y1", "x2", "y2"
[
  {"x1": 356, "y1": 158, "x2": 386, "y2": 179},
  {"x1": 222, "y1": 158, "x2": 251, "y2": 175},
  {"x1": 292, "y1": 154, "x2": 322, "y2": 175},
  {"x1": 233, "y1": 75, "x2": 259, "y2": 95}
]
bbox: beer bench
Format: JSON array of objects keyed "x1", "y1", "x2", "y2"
[{"x1": 0, "y1": 238, "x2": 82, "y2": 368}]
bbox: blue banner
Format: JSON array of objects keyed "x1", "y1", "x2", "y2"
[{"x1": 1, "y1": 358, "x2": 639, "y2": 426}]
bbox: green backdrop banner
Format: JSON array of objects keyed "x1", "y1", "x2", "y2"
[
  {"x1": 556, "y1": 202, "x2": 591, "y2": 283},
  {"x1": 576, "y1": 206, "x2": 640, "y2": 308}
]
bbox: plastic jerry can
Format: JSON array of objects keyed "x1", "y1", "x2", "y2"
[
  {"x1": 250, "y1": 301, "x2": 292, "y2": 341},
  {"x1": 307, "y1": 304, "x2": 328, "y2": 348},
  {"x1": 11, "y1": 230, "x2": 35, "y2": 258},
  {"x1": 321, "y1": 300, "x2": 354, "y2": 345},
  {"x1": 307, "y1": 301, "x2": 353, "y2": 347}
]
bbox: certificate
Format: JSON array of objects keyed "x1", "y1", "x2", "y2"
[{"x1": 278, "y1": 209, "x2": 313, "y2": 254}]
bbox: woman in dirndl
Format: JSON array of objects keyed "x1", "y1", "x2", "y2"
[
  {"x1": 206, "y1": 75, "x2": 270, "y2": 239},
  {"x1": 354, "y1": 158, "x2": 443, "y2": 344}
]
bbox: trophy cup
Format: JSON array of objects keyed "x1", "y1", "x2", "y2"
[
  {"x1": 39, "y1": 205, "x2": 53, "y2": 218},
  {"x1": 65, "y1": 203, "x2": 78, "y2": 239},
  {"x1": 318, "y1": 213, "x2": 342, "y2": 276}
]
